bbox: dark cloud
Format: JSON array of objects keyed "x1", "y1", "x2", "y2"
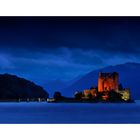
[{"x1": 0, "y1": 17, "x2": 140, "y2": 83}]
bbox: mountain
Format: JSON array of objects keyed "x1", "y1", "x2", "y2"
[
  {"x1": 42, "y1": 80, "x2": 69, "y2": 96},
  {"x1": 42, "y1": 75, "x2": 83, "y2": 97},
  {"x1": 0, "y1": 73, "x2": 48, "y2": 100},
  {"x1": 62, "y1": 62, "x2": 140, "y2": 99}
]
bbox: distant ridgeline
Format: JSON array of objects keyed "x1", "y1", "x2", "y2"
[
  {"x1": 48, "y1": 72, "x2": 133, "y2": 103},
  {"x1": 0, "y1": 74, "x2": 49, "y2": 102}
]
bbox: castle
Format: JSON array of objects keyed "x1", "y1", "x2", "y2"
[
  {"x1": 49, "y1": 71, "x2": 132, "y2": 103},
  {"x1": 98, "y1": 72, "x2": 118, "y2": 92},
  {"x1": 79, "y1": 72, "x2": 131, "y2": 102}
]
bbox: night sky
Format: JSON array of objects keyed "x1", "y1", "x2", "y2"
[{"x1": 0, "y1": 17, "x2": 140, "y2": 84}]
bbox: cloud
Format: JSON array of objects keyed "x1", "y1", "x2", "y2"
[
  {"x1": 1, "y1": 16, "x2": 140, "y2": 58},
  {"x1": 0, "y1": 46, "x2": 139, "y2": 83},
  {"x1": 0, "y1": 17, "x2": 140, "y2": 83},
  {"x1": 0, "y1": 48, "x2": 105, "y2": 82},
  {"x1": 0, "y1": 53, "x2": 15, "y2": 69}
]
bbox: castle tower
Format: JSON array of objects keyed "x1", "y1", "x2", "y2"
[
  {"x1": 98, "y1": 72, "x2": 119, "y2": 92},
  {"x1": 113, "y1": 72, "x2": 119, "y2": 91},
  {"x1": 98, "y1": 72, "x2": 104, "y2": 92}
]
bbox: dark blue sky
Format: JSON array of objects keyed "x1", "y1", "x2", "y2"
[{"x1": 0, "y1": 17, "x2": 140, "y2": 84}]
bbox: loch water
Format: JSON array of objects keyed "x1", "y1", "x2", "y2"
[{"x1": 0, "y1": 101, "x2": 140, "y2": 123}]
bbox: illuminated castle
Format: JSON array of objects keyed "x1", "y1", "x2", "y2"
[
  {"x1": 74, "y1": 71, "x2": 131, "y2": 102},
  {"x1": 98, "y1": 72, "x2": 119, "y2": 92}
]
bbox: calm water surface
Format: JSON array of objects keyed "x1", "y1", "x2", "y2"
[{"x1": 0, "y1": 101, "x2": 140, "y2": 123}]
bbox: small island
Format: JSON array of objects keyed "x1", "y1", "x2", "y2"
[
  {"x1": 47, "y1": 72, "x2": 134, "y2": 103},
  {"x1": 0, "y1": 72, "x2": 134, "y2": 103}
]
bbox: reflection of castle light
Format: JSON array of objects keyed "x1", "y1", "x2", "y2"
[{"x1": 98, "y1": 72, "x2": 118, "y2": 92}]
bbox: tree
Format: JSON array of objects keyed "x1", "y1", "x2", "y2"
[
  {"x1": 108, "y1": 90, "x2": 122, "y2": 102},
  {"x1": 118, "y1": 83, "x2": 123, "y2": 90},
  {"x1": 74, "y1": 92, "x2": 82, "y2": 100},
  {"x1": 53, "y1": 91, "x2": 62, "y2": 100},
  {"x1": 87, "y1": 93, "x2": 93, "y2": 100},
  {"x1": 90, "y1": 86, "x2": 98, "y2": 90}
]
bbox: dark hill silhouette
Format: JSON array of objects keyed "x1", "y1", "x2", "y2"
[
  {"x1": 0, "y1": 73, "x2": 48, "y2": 100},
  {"x1": 62, "y1": 62, "x2": 140, "y2": 99}
]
